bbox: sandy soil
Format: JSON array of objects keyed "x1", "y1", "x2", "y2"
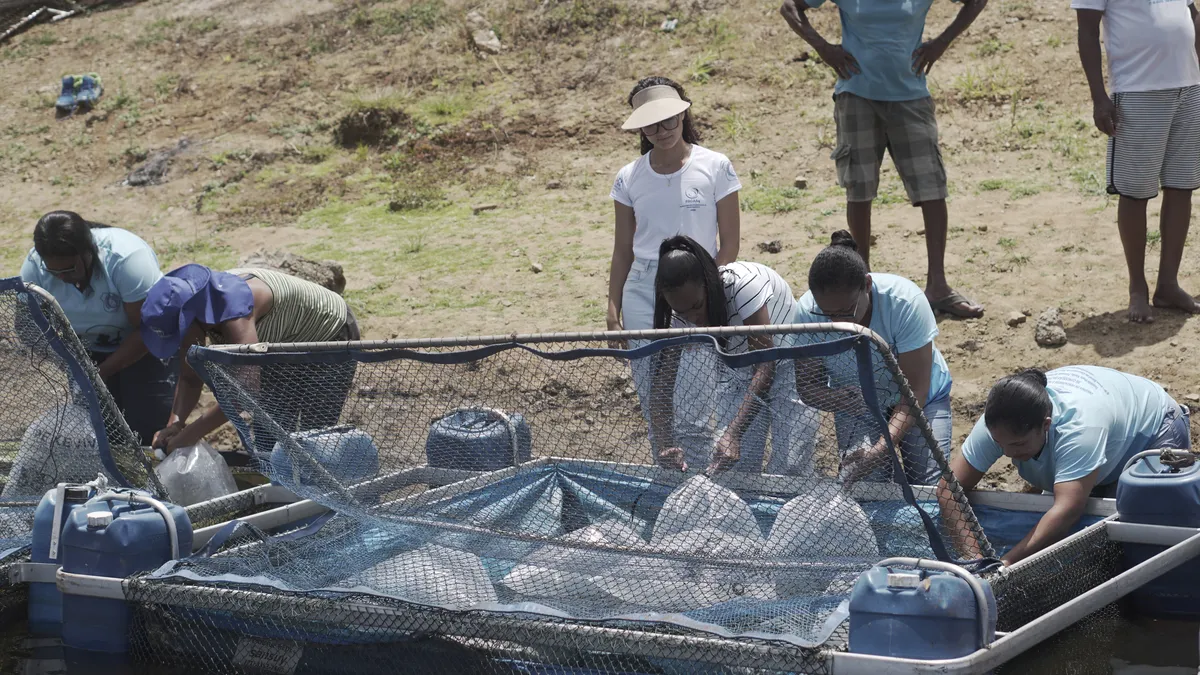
[{"x1": 2, "y1": 0, "x2": 1199, "y2": 490}]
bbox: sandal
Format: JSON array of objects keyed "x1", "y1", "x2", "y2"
[{"x1": 928, "y1": 291, "x2": 985, "y2": 319}]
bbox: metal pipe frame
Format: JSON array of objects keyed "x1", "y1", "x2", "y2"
[
  {"x1": 56, "y1": 523, "x2": 1200, "y2": 675},
  {"x1": 204, "y1": 322, "x2": 877, "y2": 353}
]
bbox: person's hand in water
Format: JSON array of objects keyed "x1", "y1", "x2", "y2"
[
  {"x1": 706, "y1": 431, "x2": 741, "y2": 477},
  {"x1": 658, "y1": 447, "x2": 688, "y2": 472}
]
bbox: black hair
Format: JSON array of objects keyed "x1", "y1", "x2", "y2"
[
  {"x1": 653, "y1": 236, "x2": 729, "y2": 341},
  {"x1": 807, "y1": 230, "x2": 868, "y2": 294},
  {"x1": 627, "y1": 76, "x2": 701, "y2": 155},
  {"x1": 32, "y1": 211, "x2": 110, "y2": 261},
  {"x1": 984, "y1": 369, "x2": 1052, "y2": 434}
]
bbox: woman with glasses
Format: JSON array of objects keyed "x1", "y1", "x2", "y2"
[
  {"x1": 607, "y1": 76, "x2": 741, "y2": 338},
  {"x1": 607, "y1": 77, "x2": 743, "y2": 459},
  {"x1": 18, "y1": 211, "x2": 174, "y2": 445},
  {"x1": 793, "y1": 230, "x2": 952, "y2": 486}
]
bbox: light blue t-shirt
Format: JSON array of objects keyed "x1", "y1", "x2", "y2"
[
  {"x1": 20, "y1": 227, "x2": 162, "y2": 353},
  {"x1": 794, "y1": 273, "x2": 952, "y2": 407},
  {"x1": 805, "y1": 0, "x2": 956, "y2": 101},
  {"x1": 962, "y1": 366, "x2": 1173, "y2": 489}
]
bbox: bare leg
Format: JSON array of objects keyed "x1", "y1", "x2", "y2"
[
  {"x1": 921, "y1": 199, "x2": 983, "y2": 318},
  {"x1": 847, "y1": 200, "x2": 873, "y2": 270},
  {"x1": 1152, "y1": 188, "x2": 1200, "y2": 314},
  {"x1": 1117, "y1": 195, "x2": 1154, "y2": 323}
]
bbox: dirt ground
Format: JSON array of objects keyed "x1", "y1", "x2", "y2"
[{"x1": 2, "y1": 0, "x2": 1199, "y2": 491}]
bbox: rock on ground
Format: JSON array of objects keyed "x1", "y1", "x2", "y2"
[
  {"x1": 124, "y1": 138, "x2": 191, "y2": 187},
  {"x1": 1006, "y1": 312, "x2": 1027, "y2": 327},
  {"x1": 466, "y1": 11, "x2": 502, "y2": 54},
  {"x1": 239, "y1": 250, "x2": 347, "y2": 294},
  {"x1": 1035, "y1": 307, "x2": 1067, "y2": 348}
]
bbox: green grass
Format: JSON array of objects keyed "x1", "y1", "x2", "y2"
[
  {"x1": 974, "y1": 37, "x2": 1012, "y2": 58},
  {"x1": 953, "y1": 67, "x2": 1018, "y2": 102},
  {"x1": 156, "y1": 237, "x2": 236, "y2": 269},
  {"x1": 414, "y1": 93, "x2": 474, "y2": 127},
  {"x1": 153, "y1": 73, "x2": 182, "y2": 100},
  {"x1": 28, "y1": 32, "x2": 58, "y2": 46},
  {"x1": 689, "y1": 52, "x2": 719, "y2": 84},
  {"x1": 348, "y1": 1, "x2": 444, "y2": 36},
  {"x1": 135, "y1": 18, "x2": 179, "y2": 47},
  {"x1": 977, "y1": 178, "x2": 1044, "y2": 199},
  {"x1": 998, "y1": 237, "x2": 1018, "y2": 250},
  {"x1": 741, "y1": 186, "x2": 805, "y2": 214},
  {"x1": 189, "y1": 17, "x2": 219, "y2": 34},
  {"x1": 1148, "y1": 230, "x2": 1162, "y2": 246},
  {"x1": 719, "y1": 108, "x2": 756, "y2": 142},
  {"x1": 1070, "y1": 167, "x2": 1108, "y2": 196}
]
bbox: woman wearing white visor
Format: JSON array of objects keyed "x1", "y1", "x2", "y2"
[{"x1": 607, "y1": 76, "x2": 743, "y2": 460}]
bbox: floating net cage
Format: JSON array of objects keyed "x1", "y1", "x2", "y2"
[
  {"x1": 0, "y1": 279, "x2": 292, "y2": 625},
  {"x1": 124, "y1": 325, "x2": 1002, "y2": 674},
  {"x1": 0, "y1": 279, "x2": 164, "y2": 621}
]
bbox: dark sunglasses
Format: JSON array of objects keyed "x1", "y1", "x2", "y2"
[{"x1": 641, "y1": 115, "x2": 681, "y2": 136}]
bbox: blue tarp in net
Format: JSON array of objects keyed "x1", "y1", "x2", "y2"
[{"x1": 153, "y1": 463, "x2": 1072, "y2": 648}]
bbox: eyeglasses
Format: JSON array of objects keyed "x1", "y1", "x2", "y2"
[
  {"x1": 641, "y1": 115, "x2": 681, "y2": 136},
  {"x1": 43, "y1": 259, "x2": 78, "y2": 276},
  {"x1": 811, "y1": 296, "x2": 861, "y2": 320}
]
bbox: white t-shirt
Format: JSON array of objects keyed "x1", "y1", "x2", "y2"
[
  {"x1": 611, "y1": 145, "x2": 741, "y2": 261},
  {"x1": 1070, "y1": 0, "x2": 1200, "y2": 93},
  {"x1": 672, "y1": 262, "x2": 797, "y2": 354}
]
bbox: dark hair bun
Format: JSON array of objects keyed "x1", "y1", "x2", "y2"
[
  {"x1": 1016, "y1": 368, "x2": 1048, "y2": 387},
  {"x1": 830, "y1": 230, "x2": 858, "y2": 251}
]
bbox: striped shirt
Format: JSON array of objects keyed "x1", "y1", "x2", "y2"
[
  {"x1": 672, "y1": 261, "x2": 797, "y2": 353},
  {"x1": 226, "y1": 268, "x2": 348, "y2": 344}
]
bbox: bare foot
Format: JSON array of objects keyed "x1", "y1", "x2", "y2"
[
  {"x1": 1128, "y1": 288, "x2": 1155, "y2": 324},
  {"x1": 1152, "y1": 284, "x2": 1200, "y2": 315}
]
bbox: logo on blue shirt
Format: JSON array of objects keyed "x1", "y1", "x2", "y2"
[{"x1": 102, "y1": 292, "x2": 121, "y2": 312}]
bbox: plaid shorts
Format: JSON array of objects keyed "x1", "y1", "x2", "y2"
[{"x1": 832, "y1": 92, "x2": 948, "y2": 204}]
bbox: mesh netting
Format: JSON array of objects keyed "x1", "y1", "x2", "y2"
[
  {"x1": 989, "y1": 517, "x2": 1121, "y2": 633},
  {"x1": 990, "y1": 518, "x2": 1127, "y2": 674},
  {"x1": 122, "y1": 326, "x2": 992, "y2": 671},
  {"x1": 0, "y1": 279, "x2": 163, "y2": 565}
]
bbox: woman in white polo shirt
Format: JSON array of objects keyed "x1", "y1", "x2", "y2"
[
  {"x1": 607, "y1": 77, "x2": 743, "y2": 459},
  {"x1": 607, "y1": 76, "x2": 741, "y2": 336}
]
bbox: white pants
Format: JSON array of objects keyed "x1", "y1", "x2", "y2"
[{"x1": 623, "y1": 259, "x2": 818, "y2": 475}]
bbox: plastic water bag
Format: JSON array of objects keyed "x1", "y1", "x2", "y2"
[
  {"x1": 766, "y1": 481, "x2": 878, "y2": 558},
  {"x1": 154, "y1": 441, "x2": 238, "y2": 507},
  {"x1": 3, "y1": 404, "x2": 103, "y2": 498},
  {"x1": 651, "y1": 475, "x2": 763, "y2": 543},
  {"x1": 349, "y1": 544, "x2": 497, "y2": 608},
  {"x1": 500, "y1": 519, "x2": 649, "y2": 601}
]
